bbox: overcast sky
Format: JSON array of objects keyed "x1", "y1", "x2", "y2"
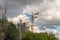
[
  {"x1": 0, "y1": 0, "x2": 60, "y2": 31},
  {"x1": 0, "y1": 0, "x2": 43, "y2": 17}
]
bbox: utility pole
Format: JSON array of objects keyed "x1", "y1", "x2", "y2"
[
  {"x1": 31, "y1": 12, "x2": 34, "y2": 32},
  {"x1": 57, "y1": 32, "x2": 59, "y2": 40},
  {"x1": 20, "y1": 19, "x2": 22, "y2": 40},
  {"x1": 31, "y1": 12, "x2": 39, "y2": 32},
  {"x1": 18, "y1": 19, "x2": 22, "y2": 40}
]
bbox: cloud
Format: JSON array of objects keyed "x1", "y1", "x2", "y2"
[
  {"x1": 0, "y1": 0, "x2": 44, "y2": 18},
  {"x1": 6, "y1": 0, "x2": 44, "y2": 25},
  {"x1": 22, "y1": 0, "x2": 60, "y2": 27},
  {"x1": 8, "y1": 14, "x2": 30, "y2": 24},
  {"x1": 0, "y1": 0, "x2": 60, "y2": 33},
  {"x1": 1, "y1": 0, "x2": 60, "y2": 30},
  {"x1": 35, "y1": 0, "x2": 60, "y2": 26}
]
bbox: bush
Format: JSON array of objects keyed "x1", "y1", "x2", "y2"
[
  {"x1": 22, "y1": 32, "x2": 57, "y2": 40},
  {"x1": 7, "y1": 22, "x2": 20, "y2": 40}
]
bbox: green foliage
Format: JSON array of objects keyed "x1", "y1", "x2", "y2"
[
  {"x1": 1, "y1": 18, "x2": 8, "y2": 32},
  {"x1": 0, "y1": 19, "x2": 57, "y2": 40},
  {"x1": 48, "y1": 33, "x2": 57, "y2": 40},
  {"x1": 0, "y1": 19, "x2": 1, "y2": 26},
  {"x1": 0, "y1": 18, "x2": 20, "y2": 40},
  {"x1": 7, "y1": 22, "x2": 20, "y2": 40},
  {"x1": 22, "y1": 32, "x2": 57, "y2": 40},
  {"x1": 22, "y1": 31, "x2": 33, "y2": 40}
]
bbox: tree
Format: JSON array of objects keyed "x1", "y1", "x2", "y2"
[
  {"x1": 48, "y1": 33, "x2": 57, "y2": 40},
  {"x1": 22, "y1": 31, "x2": 33, "y2": 40},
  {"x1": 1, "y1": 17, "x2": 9, "y2": 40},
  {"x1": 0, "y1": 19, "x2": 2, "y2": 40},
  {"x1": 7, "y1": 22, "x2": 20, "y2": 40},
  {"x1": 0, "y1": 18, "x2": 20, "y2": 40},
  {"x1": 22, "y1": 32, "x2": 57, "y2": 40},
  {"x1": 2, "y1": 18, "x2": 8, "y2": 32}
]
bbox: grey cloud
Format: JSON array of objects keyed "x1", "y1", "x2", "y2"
[
  {"x1": 6, "y1": 0, "x2": 43, "y2": 9},
  {"x1": 36, "y1": 18, "x2": 60, "y2": 27},
  {"x1": 34, "y1": 0, "x2": 60, "y2": 27},
  {"x1": 7, "y1": 9, "x2": 23, "y2": 18},
  {"x1": 19, "y1": 0, "x2": 43, "y2": 5},
  {"x1": 0, "y1": 0, "x2": 60, "y2": 30},
  {"x1": 0, "y1": 0, "x2": 43, "y2": 16}
]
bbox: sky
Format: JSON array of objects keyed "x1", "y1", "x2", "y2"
[
  {"x1": 0, "y1": 0, "x2": 60, "y2": 32},
  {"x1": 0, "y1": 0, "x2": 43, "y2": 17}
]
